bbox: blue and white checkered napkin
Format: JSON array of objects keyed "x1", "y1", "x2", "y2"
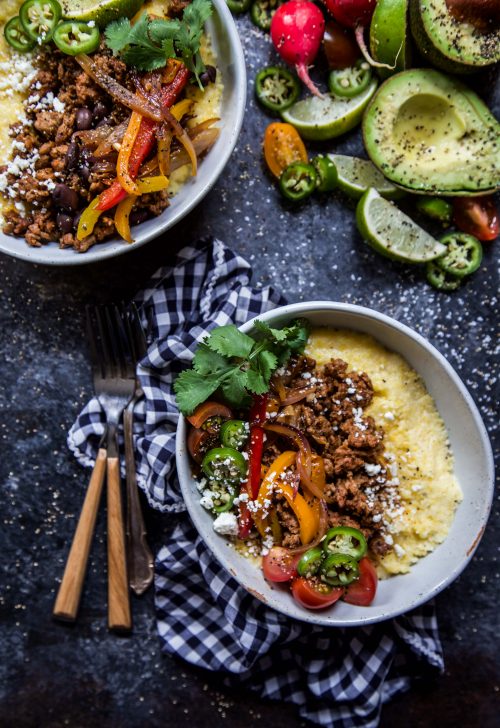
[{"x1": 68, "y1": 237, "x2": 444, "y2": 727}]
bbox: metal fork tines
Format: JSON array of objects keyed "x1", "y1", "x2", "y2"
[{"x1": 87, "y1": 304, "x2": 136, "y2": 631}]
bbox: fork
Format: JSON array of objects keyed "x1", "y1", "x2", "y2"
[
  {"x1": 53, "y1": 305, "x2": 135, "y2": 630},
  {"x1": 122, "y1": 304, "x2": 154, "y2": 595}
]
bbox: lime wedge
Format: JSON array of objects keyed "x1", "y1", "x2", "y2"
[
  {"x1": 356, "y1": 188, "x2": 447, "y2": 263},
  {"x1": 369, "y1": 0, "x2": 410, "y2": 80},
  {"x1": 281, "y1": 80, "x2": 378, "y2": 141},
  {"x1": 60, "y1": 0, "x2": 145, "y2": 28},
  {"x1": 328, "y1": 154, "x2": 403, "y2": 199}
]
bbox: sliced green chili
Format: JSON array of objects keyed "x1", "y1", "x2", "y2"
[
  {"x1": 250, "y1": 0, "x2": 282, "y2": 31},
  {"x1": 255, "y1": 66, "x2": 300, "y2": 113},
  {"x1": 220, "y1": 420, "x2": 249, "y2": 450},
  {"x1": 328, "y1": 60, "x2": 372, "y2": 98},
  {"x1": 225, "y1": 0, "x2": 251, "y2": 13},
  {"x1": 426, "y1": 262, "x2": 462, "y2": 291},
  {"x1": 312, "y1": 155, "x2": 338, "y2": 193},
  {"x1": 297, "y1": 547, "x2": 324, "y2": 578},
  {"x1": 4, "y1": 16, "x2": 36, "y2": 52},
  {"x1": 320, "y1": 553, "x2": 360, "y2": 586},
  {"x1": 322, "y1": 526, "x2": 367, "y2": 560},
  {"x1": 436, "y1": 232, "x2": 483, "y2": 279},
  {"x1": 279, "y1": 162, "x2": 318, "y2": 202},
  {"x1": 19, "y1": 0, "x2": 62, "y2": 43},
  {"x1": 53, "y1": 20, "x2": 100, "y2": 55},
  {"x1": 201, "y1": 447, "x2": 247, "y2": 484}
]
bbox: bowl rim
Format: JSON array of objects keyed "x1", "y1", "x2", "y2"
[
  {"x1": 176, "y1": 301, "x2": 495, "y2": 626},
  {"x1": 0, "y1": 0, "x2": 246, "y2": 267}
]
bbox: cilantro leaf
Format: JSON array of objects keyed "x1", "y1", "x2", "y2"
[
  {"x1": 220, "y1": 369, "x2": 250, "y2": 408},
  {"x1": 122, "y1": 45, "x2": 168, "y2": 71},
  {"x1": 253, "y1": 320, "x2": 288, "y2": 342},
  {"x1": 193, "y1": 343, "x2": 232, "y2": 376},
  {"x1": 173, "y1": 369, "x2": 224, "y2": 415},
  {"x1": 257, "y1": 350, "x2": 277, "y2": 380},
  {"x1": 105, "y1": 18, "x2": 132, "y2": 53},
  {"x1": 246, "y1": 369, "x2": 268, "y2": 395},
  {"x1": 205, "y1": 325, "x2": 254, "y2": 359},
  {"x1": 149, "y1": 18, "x2": 181, "y2": 43}
]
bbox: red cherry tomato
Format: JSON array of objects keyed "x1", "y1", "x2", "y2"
[
  {"x1": 262, "y1": 547, "x2": 301, "y2": 582},
  {"x1": 187, "y1": 401, "x2": 233, "y2": 429},
  {"x1": 322, "y1": 20, "x2": 360, "y2": 70},
  {"x1": 291, "y1": 577, "x2": 344, "y2": 609},
  {"x1": 342, "y1": 557, "x2": 377, "y2": 606},
  {"x1": 453, "y1": 196, "x2": 499, "y2": 242},
  {"x1": 187, "y1": 427, "x2": 216, "y2": 464}
]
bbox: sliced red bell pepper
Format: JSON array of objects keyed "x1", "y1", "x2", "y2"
[
  {"x1": 238, "y1": 394, "x2": 268, "y2": 539},
  {"x1": 96, "y1": 65, "x2": 191, "y2": 212}
]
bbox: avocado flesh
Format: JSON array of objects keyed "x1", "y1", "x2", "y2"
[
  {"x1": 411, "y1": 0, "x2": 500, "y2": 73},
  {"x1": 362, "y1": 69, "x2": 500, "y2": 196}
]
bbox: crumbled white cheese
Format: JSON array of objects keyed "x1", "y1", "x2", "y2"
[
  {"x1": 384, "y1": 411, "x2": 396, "y2": 421},
  {"x1": 364, "y1": 463, "x2": 382, "y2": 476},
  {"x1": 213, "y1": 512, "x2": 239, "y2": 536}
]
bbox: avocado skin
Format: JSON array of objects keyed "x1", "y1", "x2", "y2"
[
  {"x1": 362, "y1": 69, "x2": 500, "y2": 196},
  {"x1": 411, "y1": 0, "x2": 500, "y2": 74}
]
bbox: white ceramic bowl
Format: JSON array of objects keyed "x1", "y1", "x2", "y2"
[
  {"x1": 0, "y1": 0, "x2": 246, "y2": 266},
  {"x1": 176, "y1": 301, "x2": 495, "y2": 626}
]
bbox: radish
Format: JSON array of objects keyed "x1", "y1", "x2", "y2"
[
  {"x1": 324, "y1": 0, "x2": 393, "y2": 69},
  {"x1": 270, "y1": 1, "x2": 326, "y2": 98}
]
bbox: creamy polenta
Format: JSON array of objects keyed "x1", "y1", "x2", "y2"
[{"x1": 306, "y1": 328, "x2": 462, "y2": 578}]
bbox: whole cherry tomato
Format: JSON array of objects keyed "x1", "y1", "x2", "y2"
[
  {"x1": 263, "y1": 123, "x2": 308, "y2": 179},
  {"x1": 322, "y1": 20, "x2": 361, "y2": 69}
]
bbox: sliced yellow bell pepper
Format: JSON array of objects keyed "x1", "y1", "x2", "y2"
[
  {"x1": 171, "y1": 99, "x2": 193, "y2": 121},
  {"x1": 114, "y1": 195, "x2": 137, "y2": 243},
  {"x1": 254, "y1": 451, "x2": 319, "y2": 545},
  {"x1": 117, "y1": 111, "x2": 143, "y2": 196},
  {"x1": 136, "y1": 175, "x2": 170, "y2": 194},
  {"x1": 77, "y1": 196, "x2": 102, "y2": 241}
]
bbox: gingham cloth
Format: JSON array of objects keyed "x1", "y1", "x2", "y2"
[{"x1": 68, "y1": 237, "x2": 444, "y2": 727}]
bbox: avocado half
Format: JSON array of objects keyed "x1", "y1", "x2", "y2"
[
  {"x1": 411, "y1": 0, "x2": 500, "y2": 74},
  {"x1": 362, "y1": 69, "x2": 500, "y2": 196}
]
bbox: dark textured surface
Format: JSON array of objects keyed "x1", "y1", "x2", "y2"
[{"x1": 1, "y1": 14, "x2": 499, "y2": 728}]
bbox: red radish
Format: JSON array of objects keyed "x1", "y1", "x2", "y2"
[
  {"x1": 270, "y1": 1, "x2": 326, "y2": 98},
  {"x1": 324, "y1": 0, "x2": 393, "y2": 69}
]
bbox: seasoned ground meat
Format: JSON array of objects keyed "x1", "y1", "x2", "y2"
[
  {"x1": 265, "y1": 355, "x2": 399, "y2": 558},
  {"x1": 1, "y1": 46, "x2": 169, "y2": 250}
]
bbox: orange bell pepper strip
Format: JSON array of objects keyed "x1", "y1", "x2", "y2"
[
  {"x1": 253, "y1": 451, "x2": 319, "y2": 545},
  {"x1": 114, "y1": 195, "x2": 137, "y2": 243},
  {"x1": 96, "y1": 64, "x2": 191, "y2": 213},
  {"x1": 117, "y1": 111, "x2": 143, "y2": 196}
]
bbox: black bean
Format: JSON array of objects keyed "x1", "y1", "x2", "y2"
[
  {"x1": 56, "y1": 212, "x2": 74, "y2": 234},
  {"x1": 93, "y1": 101, "x2": 108, "y2": 121},
  {"x1": 130, "y1": 210, "x2": 149, "y2": 226},
  {"x1": 79, "y1": 164, "x2": 91, "y2": 183},
  {"x1": 52, "y1": 183, "x2": 79, "y2": 212},
  {"x1": 65, "y1": 141, "x2": 79, "y2": 170},
  {"x1": 200, "y1": 65, "x2": 217, "y2": 86},
  {"x1": 73, "y1": 211, "x2": 82, "y2": 229},
  {"x1": 75, "y1": 108, "x2": 93, "y2": 131},
  {"x1": 95, "y1": 117, "x2": 109, "y2": 128}
]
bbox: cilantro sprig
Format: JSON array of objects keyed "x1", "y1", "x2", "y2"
[
  {"x1": 104, "y1": 0, "x2": 213, "y2": 86},
  {"x1": 174, "y1": 319, "x2": 310, "y2": 415}
]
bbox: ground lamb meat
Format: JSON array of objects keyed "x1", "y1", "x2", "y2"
[{"x1": 1, "y1": 47, "x2": 169, "y2": 251}]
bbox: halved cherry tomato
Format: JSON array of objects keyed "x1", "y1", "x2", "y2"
[
  {"x1": 342, "y1": 557, "x2": 378, "y2": 606},
  {"x1": 291, "y1": 576, "x2": 344, "y2": 609},
  {"x1": 322, "y1": 20, "x2": 360, "y2": 70},
  {"x1": 187, "y1": 427, "x2": 217, "y2": 464},
  {"x1": 187, "y1": 401, "x2": 233, "y2": 429},
  {"x1": 453, "y1": 196, "x2": 499, "y2": 242},
  {"x1": 263, "y1": 122, "x2": 308, "y2": 179},
  {"x1": 262, "y1": 546, "x2": 301, "y2": 582}
]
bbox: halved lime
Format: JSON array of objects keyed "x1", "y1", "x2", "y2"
[
  {"x1": 328, "y1": 154, "x2": 403, "y2": 199},
  {"x1": 60, "y1": 0, "x2": 145, "y2": 28},
  {"x1": 356, "y1": 188, "x2": 447, "y2": 263},
  {"x1": 281, "y1": 80, "x2": 378, "y2": 141},
  {"x1": 369, "y1": 0, "x2": 410, "y2": 80}
]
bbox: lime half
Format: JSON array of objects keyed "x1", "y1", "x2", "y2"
[
  {"x1": 281, "y1": 80, "x2": 378, "y2": 141},
  {"x1": 60, "y1": 0, "x2": 145, "y2": 28},
  {"x1": 329, "y1": 154, "x2": 403, "y2": 199},
  {"x1": 356, "y1": 188, "x2": 447, "y2": 263},
  {"x1": 369, "y1": 0, "x2": 410, "y2": 80}
]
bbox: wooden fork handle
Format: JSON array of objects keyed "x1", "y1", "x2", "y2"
[
  {"x1": 53, "y1": 447, "x2": 107, "y2": 622},
  {"x1": 107, "y1": 456, "x2": 131, "y2": 631}
]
